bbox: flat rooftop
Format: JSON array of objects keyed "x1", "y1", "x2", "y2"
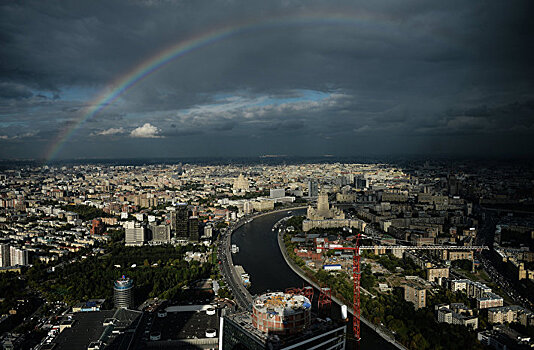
[
  {"x1": 150, "y1": 309, "x2": 218, "y2": 340},
  {"x1": 53, "y1": 309, "x2": 142, "y2": 350},
  {"x1": 53, "y1": 311, "x2": 115, "y2": 350}
]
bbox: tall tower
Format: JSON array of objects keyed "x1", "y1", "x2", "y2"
[
  {"x1": 9, "y1": 246, "x2": 28, "y2": 266},
  {"x1": 175, "y1": 203, "x2": 189, "y2": 239},
  {"x1": 0, "y1": 244, "x2": 10, "y2": 267},
  {"x1": 188, "y1": 216, "x2": 199, "y2": 242},
  {"x1": 233, "y1": 174, "x2": 250, "y2": 192},
  {"x1": 307, "y1": 180, "x2": 318, "y2": 197},
  {"x1": 316, "y1": 190, "x2": 330, "y2": 217},
  {"x1": 114, "y1": 276, "x2": 134, "y2": 309}
]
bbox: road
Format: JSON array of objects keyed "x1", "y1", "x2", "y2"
[
  {"x1": 230, "y1": 209, "x2": 397, "y2": 350},
  {"x1": 216, "y1": 206, "x2": 308, "y2": 309},
  {"x1": 475, "y1": 207, "x2": 533, "y2": 308},
  {"x1": 217, "y1": 219, "x2": 253, "y2": 309}
]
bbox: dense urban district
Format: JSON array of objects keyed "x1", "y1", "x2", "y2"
[{"x1": 0, "y1": 159, "x2": 534, "y2": 349}]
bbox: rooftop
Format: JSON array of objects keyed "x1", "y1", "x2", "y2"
[
  {"x1": 225, "y1": 311, "x2": 345, "y2": 349},
  {"x1": 252, "y1": 292, "x2": 311, "y2": 316},
  {"x1": 150, "y1": 306, "x2": 218, "y2": 340},
  {"x1": 53, "y1": 309, "x2": 141, "y2": 350},
  {"x1": 488, "y1": 305, "x2": 525, "y2": 313}
]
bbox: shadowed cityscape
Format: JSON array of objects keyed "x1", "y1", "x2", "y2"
[{"x1": 1, "y1": 1, "x2": 534, "y2": 349}]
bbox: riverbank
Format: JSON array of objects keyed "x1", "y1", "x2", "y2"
[
  {"x1": 276, "y1": 225, "x2": 407, "y2": 350},
  {"x1": 230, "y1": 209, "x2": 397, "y2": 349},
  {"x1": 219, "y1": 206, "x2": 309, "y2": 308}
]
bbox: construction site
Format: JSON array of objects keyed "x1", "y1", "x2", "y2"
[{"x1": 220, "y1": 290, "x2": 347, "y2": 350}]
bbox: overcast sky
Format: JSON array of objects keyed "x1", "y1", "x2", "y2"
[{"x1": 1, "y1": 0, "x2": 533, "y2": 160}]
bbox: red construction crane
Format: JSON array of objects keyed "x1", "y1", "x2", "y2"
[
  {"x1": 324, "y1": 232, "x2": 363, "y2": 342},
  {"x1": 317, "y1": 233, "x2": 488, "y2": 345}
]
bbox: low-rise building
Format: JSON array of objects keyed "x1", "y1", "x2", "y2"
[
  {"x1": 477, "y1": 292, "x2": 504, "y2": 309},
  {"x1": 427, "y1": 266, "x2": 449, "y2": 283},
  {"x1": 488, "y1": 305, "x2": 534, "y2": 326},
  {"x1": 488, "y1": 305, "x2": 524, "y2": 324},
  {"x1": 450, "y1": 279, "x2": 492, "y2": 299},
  {"x1": 436, "y1": 303, "x2": 478, "y2": 330}
]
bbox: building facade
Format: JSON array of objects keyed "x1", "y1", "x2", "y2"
[
  {"x1": 404, "y1": 284, "x2": 426, "y2": 310},
  {"x1": 150, "y1": 223, "x2": 171, "y2": 243},
  {"x1": 0, "y1": 244, "x2": 10, "y2": 267},
  {"x1": 114, "y1": 277, "x2": 134, "y2": 309},
  {"x1": 427, "y1": 267, "x2": 450, "y2": 283},
  {"x1": 124, "y1": 221, "x2": 145, "y2": 246},
  {"x1": 9, "y1": 246, "x2": 28, "y2": 266}
]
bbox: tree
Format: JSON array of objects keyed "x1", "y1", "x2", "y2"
[{"x1": 409, "y1": 332, "x2": 429, "y2": 350}]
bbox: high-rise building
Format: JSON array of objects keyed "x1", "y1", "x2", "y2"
[
  {"x1": 307, "y1": 191, "x2": 345, "y2": 221},
  {"x1": 316, "y1": 190, "x2": 330, "y2": 216},
  {"x1": 448, "y1": 175, "x2": 460, "y2": 196},
  {"x1": 270, "y1": 188, "x2": 285, "y2": 199},
  {"x1": 168, "y1": 210, "x2": 176, "y2": 231},
  {"x1": 334, "y1": 176, "x2": 349, "y2": 187},
  {"x1": 150, "y1": 223, "x2": 171, "y2": 243},
  {"x1": 243, "y1": 200, "x2": 253, "y2": 215},
  {"x1": 233, "y1": 174, "x2": 250, "y2": 192},
  {"x1": 203, "y1": 225, "x2": 213, "y2": 239},
  {"x1": 175, "y1": 203, "x2": 189, "y2": 239},
  {"x1": 307, "y1": 180, "x2": 318, "y2": 197},
  {"x1": 114, "y1": 276, "x2": 134, "y2": 309},
  {"x1": 9, "y1": 246, "x2": 28, "y2": 266},
  {"x1": 124, "y1": 221, "x2": 145, "y2": 246},
  {"x1": 188, "y1": 216, "x2": 199, "y2": 242},
  {"x1": 0, "y1": 244, "x2": 10, "y2": 267},
  {"x1": 404, "y1": 284, "x2": 426, "y2": 310},
  {"x1": 354, "y1": 176, "x2": 367, "y2": 190}
]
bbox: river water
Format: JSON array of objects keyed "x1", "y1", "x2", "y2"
[{"x1": 231, "y1": 209, "x2": 396, "y2": 350}]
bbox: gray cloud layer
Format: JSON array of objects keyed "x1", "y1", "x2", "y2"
[{"x1": 1, "y1": 0, "x2": 533, "y2": 159}]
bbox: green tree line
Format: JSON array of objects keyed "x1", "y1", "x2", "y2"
[{"x1": 27, "y1": 245, "x2": 214, "y2": 308}]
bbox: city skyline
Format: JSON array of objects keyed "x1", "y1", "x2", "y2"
[
  {"x1": 1, "y1": 1, "x2": 533, "y2": 160},
  {"x1": 1, "y1": 159, "x2": 534, "y2": 348}
]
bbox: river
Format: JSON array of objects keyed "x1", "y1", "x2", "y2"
[{"x1": 231, "y1": 209, "x2": 396, "y2": 349}]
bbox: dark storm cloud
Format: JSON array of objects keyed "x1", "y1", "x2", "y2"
[
  {"x1": 0, "y1": 0, "x2": 533, "y2": 158},
  {"x1": 425, "y1": 100, "x2": 534, "y2": 136},
  {"x1": 160, "y1": 128, "x2": 204, "y2": 137},
  {"x1": 0, "y1": 82, "x2": 33, "y2": 99}
]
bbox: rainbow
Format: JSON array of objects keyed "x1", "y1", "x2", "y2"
[{"x1": 45, "y1": 12, "x2": 396, "y2": 161}]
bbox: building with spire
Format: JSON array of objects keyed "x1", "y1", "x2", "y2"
[
  {"x1": 233, "y1": 174, "x2": 250, "y2": 193},
  {"x1": 306, "y1": 190, "x2": 345, "y2": 221},
  {"x1": 303, "y1": 190, "x2": 366, "y2": 232}
]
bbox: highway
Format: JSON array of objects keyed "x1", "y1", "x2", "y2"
[
  {"x1": 230, "y1": 208, "x2": 396, "y2": 350},
  {"x1": 217, "y1": 220, "x2": 253, "y2": 309},
  {"x1": 216, "y1": 206, "x2": 307, "y2": 309},
  {"x1": 475, "y1": 207, "x2": 533, "y2": 308}
]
